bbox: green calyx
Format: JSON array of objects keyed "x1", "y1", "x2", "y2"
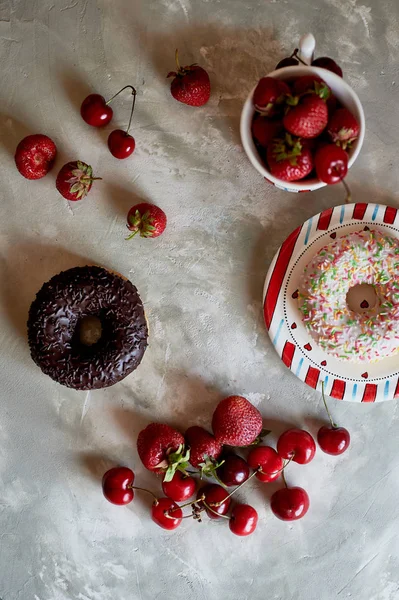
[
  {"x1": 198, "y1": 455, "x2": 225, "y2": 480},
  {"x1": 67, "y1": 161, "x2": 100, "y2": 199},
  {"x1": 126, "y1": 209, "x2": 156, "y2": 240},
  {"x1": 163, "y1": 444, "x2": 191, "y2": 482},
  {"x1": 272, "y1": 133, "x2": 303, "y2": 166},
  {"x1": 314, "y1": 81, "x2": 331, "y2": 100}
]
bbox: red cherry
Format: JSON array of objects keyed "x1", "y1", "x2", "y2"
[
  {"x1": 81, "y1": 94, "x2": 113, "y2": 127},
  {"x1": 271, "y1": 487, "x2": 310, "y2": 521},
  {"x1": 277, "y1": 429, "x2": 316, "y2": 465},
  {"x1": 317, "y1": 426, "x2": 350, "y2": 455},
  {"x1": 151, "y1": 497, "x2": 183, "y2": 530},
  {"x1": 247, "y1": 446, "x2": 283, "y2": 482},
  {"x1": 315, "y1": 144, "x2": 348, "y2": 185},
  {"x1": 162, "y1": 471, "x2": 196, "y2": 502},
  {"x1": 229, "y1": 504, "x2": 258, "y2": 536},
  {"x1": 102, "y1": 467, "x2": 134, "y2": 505},
  {"x1": 108, "y1": 129, "x2": 136, "y2": 159},
  {"x1": 312, "y1": 56, "x2": 343, "y2": 77},
  {"x1": 217, "y1": 455, "x2": 250, "y2": 487},
  {"x1": 197, "y1": 484, "x2": 231, "y2": 519}
]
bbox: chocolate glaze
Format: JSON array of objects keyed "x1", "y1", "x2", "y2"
[{"x1": 27, "y1": 266, "x2": 148, "y2": 390}]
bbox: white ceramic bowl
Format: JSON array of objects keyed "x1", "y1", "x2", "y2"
[{"x1": 240, "y1": 65, "x2": 365, "y2": 193}]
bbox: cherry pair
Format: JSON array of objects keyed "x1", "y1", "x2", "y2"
[
  {"x1": 102, "y1": 467, "x2": 258, "y2": 536},
  {"x1": 81, "y1": 85, "x2": 137, "y2": 159}
]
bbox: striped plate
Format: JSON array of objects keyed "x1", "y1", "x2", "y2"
[{"x1": 263, "y1": 203, "x2": 399, "y2": 402}]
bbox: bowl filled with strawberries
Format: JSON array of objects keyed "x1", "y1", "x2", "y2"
[{"x1": 240, "y1": 34, "x2": 365, "y2": 194}]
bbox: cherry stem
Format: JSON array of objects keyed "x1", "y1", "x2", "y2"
[
  {"x1": 321, "y1": 380, "x2": 337, "y2": 428},
  {"x1": 281, "y1": 468, "x2": 288, "y2": 488},
  {"x1": 342, "y1": 179, "x2": 352, "y2": 204},
  {"x1": 292, "y1": 48, "x2": 307, "y2": 65},
  {"x1": 212, "y1": 469, "x2": 260, "y2": 507},
  {"x1": 125, "y1": 90, "x2": 136, "y2": 136},
  {"x1": 259, "y1": 453, "x2": 295, "y2": 476},
  {"x1": 129, "y1": 485, "x2": 158, "y2": 504},
  {"x1": 203, "y1": 500, "x2": 230, "y2": 520},
  {"x1": 175, "y1": 48, "x2": 181, "y2": 71}
]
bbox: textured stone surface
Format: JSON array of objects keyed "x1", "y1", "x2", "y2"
[{"x1": 1, "y1": 1, "x2": 399, "y2": 599}]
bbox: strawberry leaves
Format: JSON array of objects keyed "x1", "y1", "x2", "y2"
[{"x1": 163, "y1": 444, "x2": 191, "y2": 482}]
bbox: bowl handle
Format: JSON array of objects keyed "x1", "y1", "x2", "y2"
[{"x1": 298, "y1": 33, "x2": 316, "y2": 65}]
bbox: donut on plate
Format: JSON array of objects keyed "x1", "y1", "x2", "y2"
[
  {"x1": 298, "y1": 229, "x2": 399, "y2": 362},
  {"x1": 27, "y1": 266, "x2": 148, "y2": 389}
]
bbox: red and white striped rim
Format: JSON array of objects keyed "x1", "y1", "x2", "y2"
[{"x1": 263, "y1": 203, "x2": 399, "y2": 402}]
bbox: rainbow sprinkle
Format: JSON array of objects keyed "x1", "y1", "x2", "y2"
[{"x1": 298, "y1": 229, "x2": 399, "y2": 363}]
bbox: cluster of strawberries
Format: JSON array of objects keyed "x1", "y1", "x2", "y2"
[
  {"x1": 251, "y1": 68, "x2": 360, "y2": 189},
  {"x1": 13, "y1": 51, "x2": 211, "y2": 240},
  {"x1": 102, "y1": 390, "x2": 350, "y2": 537}
]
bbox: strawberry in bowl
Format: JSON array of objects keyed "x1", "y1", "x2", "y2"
[{"x1": 240, "y1": 34, "x2": 365, "y2": 194}]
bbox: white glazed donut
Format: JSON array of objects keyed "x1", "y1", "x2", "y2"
[{"x1": 298, "y1": 229, "x2": 399, "y2": 362}]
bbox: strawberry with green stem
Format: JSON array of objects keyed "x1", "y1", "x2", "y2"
[
  {"x1": 167, "y1": 49, "x2": 211, "y2": 107},
  {"x1": 126, "y1": 202, "x2": 167, "y2": 240},
  {"x1": 266, "y1": 133, "x2": 314, "y2": 182},
  {"x1": 56, "y1": 161, "x2": 102, "y2": 201}
]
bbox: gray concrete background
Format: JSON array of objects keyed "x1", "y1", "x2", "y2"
[{"x1": 1, "y1": 0, "x2": 399, "y2": 599}]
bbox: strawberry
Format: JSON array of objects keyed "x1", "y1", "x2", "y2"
[
  {"x1": 293, "y1": 75, "x2": 330, "y2": 98},
  {"x1": 56, "y1": 161, "x2": 101, "y2": 201},
  {"x1": 327, "y1": 108, "x2": 360, "y2": 149},
  {"x1": 167, "y1": 50, "x2": 210, "y2": 107},
  {"x1": 267, "y1": 134, "x2": 314, "y2": 182},
  {"x1": 212, "y1": 396, "x2": 263, "y2": 447},
  {"x1": 126, "y1": 203, "x2": 167, "y2": 240},
  {"x1": 283, "y1": 94, "x2": 328, "y2": 138},
  {"x1": 292, "y1": 75, "x2": 336, "y2": 115},
  {"x1": 253, "y1": 77, "x2": 290, "y2": 116},
  {"x1": 251, "y1": 115, "x2": 283, "y2": 148},
  {"x1": 185, "y1": 426, "x2": 223, "y2": 471},
  {"x1": 15, "y1": 134, "x2": 57, "y2": 180},
  {"x1": 137, "y1": 423, "x2": 188, "y2": 482}
]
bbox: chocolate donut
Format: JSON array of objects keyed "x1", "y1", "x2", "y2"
[{"x1": 27, "y1": 266, "x2": 148, "y2": 390}]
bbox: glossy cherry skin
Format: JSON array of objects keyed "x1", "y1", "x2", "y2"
[
  {"x1": 271, "y1": 487, "x2": 310, "y2": 521},
  {"x1": 108, "y1": 129, "x2": 136, "y2": 159},
  {"x1": 229, "y1": 504, "x2": 258, "y2": 536},
  {"x1": 81, "y1": 94, "x2": 113, "y2": 127},
  {"x1": 277, "y1": 429, "x2": 316, "y2": 465},
  {"x1": 315, "y1": 144, "x2": 348, "y2": 185},
  {"x1": 275, "y1": 57, "x2": 298, "y2": 69},
  {"x1": 317, "y1": 425, "x2": 350, "y2": 455},
  {"x1": 312, "y1": 56, "x2": 343, "y2": 77},
  {"x1": 151, "y1": 497, "x2": 183, "y2": 530},
  {"x1": 197, "y1": 484, "x2": 231, "y2": 519},
  {"x1": 102, "y1": 467, "x2": 134, "y2": 505},
  {"x1": 162, "y1": 471, "x2": 196, "y2": 502},
  {"x1": 247, "y1": 446, "x2": 283, "y2": 482},
  {"x1": 217, "y1": 455, "x2": 250, "y2": 487}
]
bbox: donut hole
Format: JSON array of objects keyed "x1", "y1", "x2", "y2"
[
  {"x1": 346, "y1": 283, "x2": 378, "y2": 314},
  {"x1": 77, "y1": 315, "x2": 103, "y2": 347}
]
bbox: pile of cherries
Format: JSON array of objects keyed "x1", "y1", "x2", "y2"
[{"x1": 102, "y1": 385, "x2": 350, "y2": 537}]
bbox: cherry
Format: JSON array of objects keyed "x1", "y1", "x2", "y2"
[
  {"x1": 277, "y1": 429, "x2": 316, "y2": 465},
  {"x1": 315, "y1": 144, "x2": 348, "y2": 185},
  {"x1": 81, "y1": 94, "x2": 113, "y2": 127},
  {"x1": 197, "y1": 484, "x2": 231, "y2": 519},
  {"x1": 162, "y1": 471, "x2": 196, "y2": 502},
  {"x1": 271, "y1": 486, "x2": 310, "y2": 521},
  {"x1": 217, "y1": 455, "x2": 250, "y2": 487},
  {"x1": 275, "y1": 57, "x2": 298, "y2": 69},
  {"x1": 312, "y1": 56, "x2": 343, "y2": 77},
  {"x1": 247, "y1": 446, "x2": 283, "y2": 482},
  {"x1": 108, "y1": 129, "x2": 136, "y2": 159},
  {"x1": 317, "y1": 381, "x2": 350, "y2": 455},
  {"x1": 229, "y1": 504, "x2": 258, "y2": 536},
  {"x1": 318, "y1": 426, "x2": 350, "y2": 455},
  {"x1": 102, "y1": 467, "x2": 135, "y2": 505},
  {"x1": 151, "y1": 497, "x2": 183, "y2": 530}
]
